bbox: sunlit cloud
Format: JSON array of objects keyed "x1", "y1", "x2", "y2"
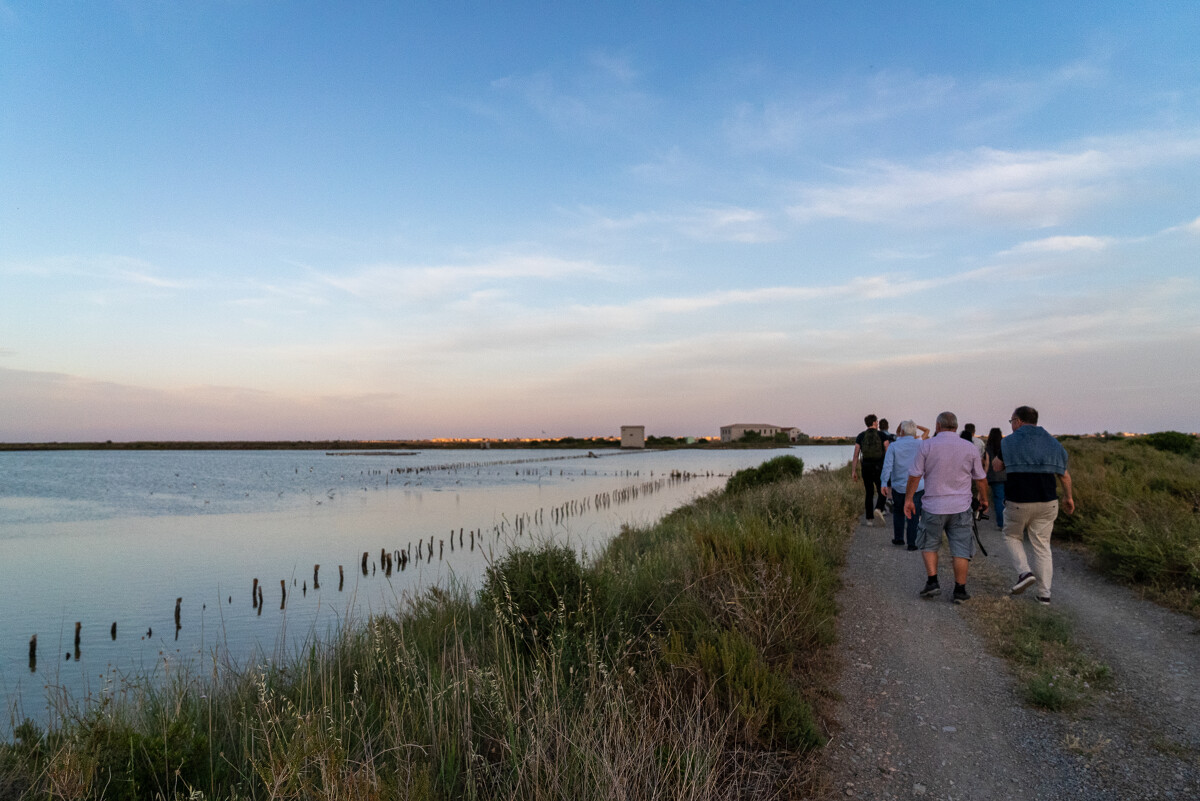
[
  {"x1": 787, "y1": 146, "x2": 1112, "y2": 227},
  {"x1": 313, "y1": 254, "x2": 621, "y2": 305},
  {"x1": 1001, "y1": 235, "x2": 1115, "y2": 256}
]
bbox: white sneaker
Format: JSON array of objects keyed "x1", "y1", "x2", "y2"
[{"x1": 873, "y1": 509, "x2": 886, "y2": 524}]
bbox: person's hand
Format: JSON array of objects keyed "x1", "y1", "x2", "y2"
[
  {"x1": 904, "y1": 498, "x2": 915, "y2": 519},
  {"x1": 851, "y1": 470, "x2": 857, "y2": 482},
  {"x1": 1062, "y1": 497, "x2": 1075, "y2": 515},
  {"x1": 881, "y1": 486, "x2": 891, "y2": 499}
]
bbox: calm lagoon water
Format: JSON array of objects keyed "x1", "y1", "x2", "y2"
[{"x1": 0, "y1": 445, "x2": 852, "y2": 731}]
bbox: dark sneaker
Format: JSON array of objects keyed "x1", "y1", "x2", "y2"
[
  {"x1": 952, "y1": 586, "x2": 971, "y2": 604},
  {"x1": 892, "y1": 539, "x2": 905, "y2": 545},
  {"x1": 919, "y1": 577, "x2": 940, "y2": 598},
  {"x1": 1012, "y1": 572, "x2": 1036, "y2": 594},
  {"x1": 1037, "y1": 595, "x2": 1051, "y2": 605},
  {"x1": 907, "y1": 545, "x2": 918, "y2": 551}
]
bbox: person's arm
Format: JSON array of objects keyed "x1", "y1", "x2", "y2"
[
  {"x1": 974, "y1": 478, "x2": 989, "y2": 512},
  {"x1": 880, "y1": 446, "x2": 895, "y2": 497},
  {"x1": 903, "y1": 474, "x2": 921, "y2": 518},
  {"x1": 916, "y1": 424, "x2": 930, "y2": 440},
  {"x1": 851, "y1": 443, "x2": 861, "y2": 480},
  {"x1": 1059, "y1": 469, "x2": 1075, "y2": 514}
]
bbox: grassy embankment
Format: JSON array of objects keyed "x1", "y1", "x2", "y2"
[
  {"x1": 1, "y1": 456, "x2": 857, "y2": 800},
  {"x1": 966, "y1": 432, "x2": 1199, "y2": 712},
  {"x1": 1059, "y1": 432, "x2": 1200, "y2": 616}
]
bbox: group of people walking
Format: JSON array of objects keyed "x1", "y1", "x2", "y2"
[{"x1": 851, "y1": 407, "x2": 1075, "y2": 605}]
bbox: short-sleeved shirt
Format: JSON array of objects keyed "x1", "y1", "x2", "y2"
[{"x1": 909, "y1": 431, "x2": 986, "y2": 515}]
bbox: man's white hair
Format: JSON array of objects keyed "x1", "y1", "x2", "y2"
[{"x1": 898, "y1": 420, "x2": 918, "y2": 437}]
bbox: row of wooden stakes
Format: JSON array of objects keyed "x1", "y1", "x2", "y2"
[{"x1": 26, "y1": 471, "x2": 710, "y2": 674}]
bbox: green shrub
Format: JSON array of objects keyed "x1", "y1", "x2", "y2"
[
  {"x1": 725, "y1": 454, "x2": 805, "y2": 493},
  {"x1": 1138, "y1": 431, "x2": 1200, "y2": 458}
]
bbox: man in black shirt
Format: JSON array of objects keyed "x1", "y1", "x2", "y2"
[
  {"x1": 852, "y1": 414, "x2": 888, "y2": 526},
  {"x1": 991, "y1": 406, "x2": 1075, "y2": 604}
]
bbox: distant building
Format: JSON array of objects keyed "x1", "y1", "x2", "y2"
[
  {"x1": 620, "y1": 425, "x2": 645, "y2": 449},
  {"x1": 720, "y1": 423, "x2": 797, "y2": 443}
]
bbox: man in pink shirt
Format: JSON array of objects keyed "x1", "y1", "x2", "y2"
[{"x1": 903, "y1": 411, "x2": 989, "y2": 603}]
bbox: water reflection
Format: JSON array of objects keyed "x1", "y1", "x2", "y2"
[{"x1": 0, "y1": 446, "x2": 851, "y2": 730}]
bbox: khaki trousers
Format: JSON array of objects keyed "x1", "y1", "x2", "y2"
[{"x1": 1003, "y1": 499, "x2": 1059, "y2": 599}]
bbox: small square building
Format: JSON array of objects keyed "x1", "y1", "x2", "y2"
[{"x1": 620, "y1": 425, "x2": 646, "y2": 449}]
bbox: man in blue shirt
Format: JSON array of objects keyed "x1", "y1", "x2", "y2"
[
  {"x1": 881, "y1": 420, "x2": 926, "y2": 549},
  {"x1": 991, "y1": 406, "x2": 1075, "y2": 604}
]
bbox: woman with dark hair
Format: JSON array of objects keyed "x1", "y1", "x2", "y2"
[{"x1": 984, "y1": 426, "x2": 1006, "y2": 529}]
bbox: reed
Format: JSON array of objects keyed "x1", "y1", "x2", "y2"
[{"x1": 1, "y1": 466, "x2": 858, "y2": 800}]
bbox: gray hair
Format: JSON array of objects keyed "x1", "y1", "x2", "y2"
[
  {"x1": 898, "y1": 420, "x2": 918, "y2": 437},
  {"x1": 936, "y1": 411, "x2": 958, "y2": 431}
]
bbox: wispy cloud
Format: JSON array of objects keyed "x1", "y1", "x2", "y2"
[
  {"x1": 489, "y1": 50, "x2": 653, "y2": 132},
  {"x1": 1000, "y1": 235, "x2": 1114, "y2": 256},
  {"x1": 314, "y1": 254, "x2": 621, "y2": 305},
  {"x1": 787, "y1": 146, "x2": 1111, "y2": 227},
  {"x1": 5, "y1": 255, "x2": 194, "y2": 290},
  {"x1": 574, "y1": 204, "x2": 783, "y2": 243},
  {"x1": 725, "y1": 69, "x2": 957, "y2": 153},
  {"x1": 787, "y1": 132, "x2": 1200, "y2": 228}
]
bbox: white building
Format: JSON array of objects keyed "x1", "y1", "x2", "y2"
[
  {"x1": 720, "y1": 423, "x2": 798, "y2": 443},
  {"x1": 620, "y1": 425, "x2": 645, "y2": 449}
]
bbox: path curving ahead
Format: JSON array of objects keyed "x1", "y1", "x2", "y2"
[{"x1": 819, "y1": 516, "x2": 1200, "y2": 801}]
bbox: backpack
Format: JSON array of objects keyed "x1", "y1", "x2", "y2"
[{"x1": 860, "y1": 428, "x2": 884, "y2": 460}]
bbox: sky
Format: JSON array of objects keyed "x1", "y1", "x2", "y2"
[{"x1": 1, "y1": 1, "x2": 1198, "y2": 441}]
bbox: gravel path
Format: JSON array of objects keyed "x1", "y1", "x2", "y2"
[{"x1": 818, "y1": 515, "x2": 1200, "y2": 801}]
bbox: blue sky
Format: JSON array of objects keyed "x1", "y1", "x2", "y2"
[{"x1": 2, "y1": 2, "x2": 1198, "y2": 440}]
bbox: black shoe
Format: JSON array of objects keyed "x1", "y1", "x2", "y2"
[
  {"x1": 907, "y1": 545, "x2": 918, "y2": 551},
  {"x1": 892, "y1": 539, "x2": 905, "y2": 545},
  {"x1": 1012, "y1": 572, "x2": 1036, "y2": 594},
  {"x1": 919, "y1": 577, "x2": 940, "y2": 598},
  {"x1": 952, "y1": 586, "x2": 971, "y2": 604}
]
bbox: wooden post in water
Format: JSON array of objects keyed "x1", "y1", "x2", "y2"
[
  {"x1": 313, "y1": 564, "x2": 320, "y2": 590},
  {"x1": 252, "y1": 578, "x2": 259, "y2": 609},
  {"x1": 175, "y1": 598, "x2": 182, "y2": 640},
  {"x1": 338, "y1": 565, "x2": 344, "y2": 591},
  {"x1": 110, "y1": 622, "x2": 117, "y2": 641},
  {"x1": 362, "y1": 551, "x2": 369, "y2": 576},
  {"x1": 280, "y1": 579, "x2": 287, "y2": 609},
  {"x1": 74, "y1": 621, "x2": 81, "y2": 661},
  {"x1": 257, "y1": 585, "x2": 264, "y2": 615},
  {"x1": 29, "y1": 634, "x2": 36, "y2": 672}
]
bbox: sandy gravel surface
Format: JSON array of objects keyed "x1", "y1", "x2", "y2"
[{"x1": 818, "y1": 515, "x2": 1200, "y2": 801}]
